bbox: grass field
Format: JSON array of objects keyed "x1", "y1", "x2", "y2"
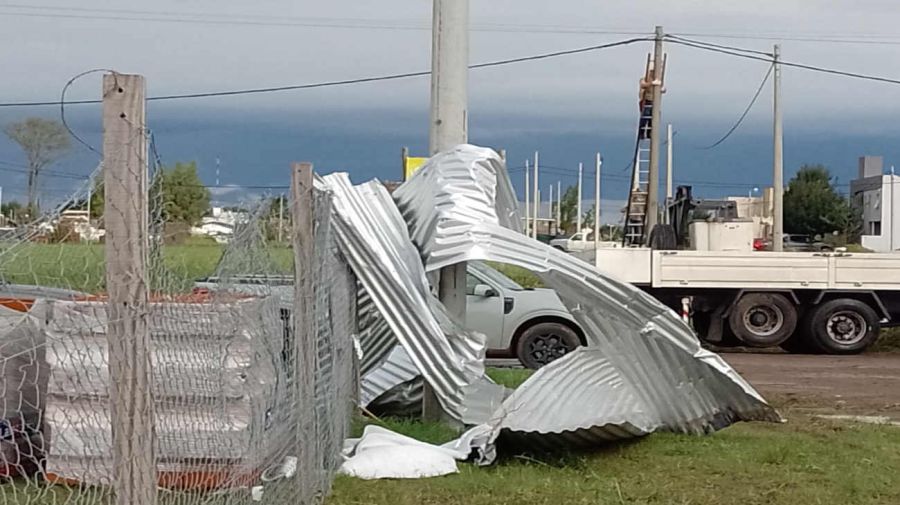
[
  {"x1": 333, "y1": 389, "x2": 900, "y2": 505},
  {"x1": 0, "y1": 242, "x2": 291, "y2": 293}
]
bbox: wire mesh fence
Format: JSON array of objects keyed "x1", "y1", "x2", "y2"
[{"x1": 0, "y1": 119, "x2": 356, "y2": 504}]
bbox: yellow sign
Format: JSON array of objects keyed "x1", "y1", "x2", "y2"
[{"x1": 403, "y1": 156, "x2": 428, "y2": 181}]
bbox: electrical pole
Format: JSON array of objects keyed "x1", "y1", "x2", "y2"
[
  {"x1": 533, "y1": 151, "x2": 539, "y2": 239},
  {"x1": 428, "y1": 0, "x2": 469, "y2": 422},
  {"x1": 594, "y1": 153, "x2": 601, "y2": 247},
  {"x1": 549, "y1": 183, "x2": 554, "y2": 235},
  {"x1": 556, "y1": 180, "x2": 561, "y2": 232},
  {"x1": 773, "y1": 44, "x2": 784, "y2": 251},
  {"x1": 524, "y1": 160, "x2": 530, "y2": 235},
  {"x1": 646, "y1": 25, "x2": 665, "y2": 238},
  {"x1": 577, "y1": 162, "x2": 583, "y2": 238},
  {"x1": 665, "y1": 123, "x2": 674, "y2": 224}
]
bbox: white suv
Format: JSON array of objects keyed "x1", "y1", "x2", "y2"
[{"x1": 466, "y1": 262, "x2": 583, "y2": 369}]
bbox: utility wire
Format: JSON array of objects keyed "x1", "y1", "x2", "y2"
[
  {"x1": 700, "y1": 63, "x2": 774, "y2": 149},
  {"x1": 667, "y1": 36, "x2": 900, "y2": 86},
  {"x1": 0, "y1": 37, "x2": 650, "y2": 108},
  {"x1": 666, "y1": 34, "x2": 773, "y2": 57},
  {"x1": 59, "y1": 68, "x2": 114, "y2": 155}
]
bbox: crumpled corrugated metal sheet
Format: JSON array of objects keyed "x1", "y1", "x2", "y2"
[
  {"x1": 392, "y1": 144, "x2": 780, "y2": 441},
  {"x1": 317, "y1": 174, "x2": 505, "y2": 425}
]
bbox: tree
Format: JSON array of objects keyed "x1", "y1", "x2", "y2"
[
  {"x1": 1, "y1": 201, "x2": 23, "y2": 223},
  {"x1": 784, "y1": 164, "x2": 856, "y2": 238},
  {"x1": 157, "y1": 162, "x2": 211, "y2": 225},
  {"x1": 4, "y1": 118, "x2": 72, "y2": 215},
  {"x1": 557, "y1": 185, "x2": 579, "y2": 234}
]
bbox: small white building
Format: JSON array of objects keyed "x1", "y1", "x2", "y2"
[
  {"x1": 850, "y1": 156, "x2": 899, "y2": 252},
  {"x1": 190, "y1": 207, "x2": 249, "y2": 244}
]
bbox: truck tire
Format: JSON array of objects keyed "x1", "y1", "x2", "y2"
[
  {"x1": 516, "y1": 322, "x2": 581, "y2": 369},
  {"x1": 728, "y1": 293, "x2": 798, "y2": 347},
  {"x1": 648, "y1": 224, "x2": 677, "y2": 250},
  {"x1": 805, "y1": 298, "x2": 880, "y2": 354}
]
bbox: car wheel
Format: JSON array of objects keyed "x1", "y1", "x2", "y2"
[
  {"x1": 728, "y1": 293, "x2": 798, "y2": 347},
  {"x1": 515, "y1": 322, "x2": 581, "y2": 369},
  {"x1": 806, "y1": 299, "x2": 880, "y2": 354}
]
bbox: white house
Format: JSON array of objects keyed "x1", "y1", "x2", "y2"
[
  {"x1": 850, "y1": 156, "x2": 899, "y2": 252},
  {"x1": 190, "y1": 207, "x2": 249, "y2": 243}
]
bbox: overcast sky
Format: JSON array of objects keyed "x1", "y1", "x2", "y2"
[{"x1": 2, "y1": 1, "x2": 900, "y2": 208}]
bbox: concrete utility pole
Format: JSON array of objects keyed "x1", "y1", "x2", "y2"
[
  {"x1": 524, "y1": 160, "x2": 530, "y2": 235},
  {"x1": 103, "y1": 73, "x2": 155, "y2": 505},
  {"x1": 577, "y1": 162, "x2": 583, "y2": 238},
  {"x1": 646, "y1": 25, "x2": 665, "y2": 237},
  {"x1": 666, "y1": 123, "x2": 674, "y2": 220},
  {"x1": 594, "y1": 153, "x2": 601, "y2": 247},
  {"x1": 549, "y1": 183, "x2": 554, "y2": 235},
  {"x1": 773, "y1": 44, "x2": 784, "y2": 251},
  {"x1": 556, "y1": 180, "x2": 561, "y2": 231},
  {"x1": 428, "y1": 0, "x2": 469, "y2": 421},
  {"x1": 532, "y1": 151, "x2": 539, "y2": 239}
]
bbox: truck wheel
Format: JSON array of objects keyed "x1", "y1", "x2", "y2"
[
  {"x1": 806, "y1": 299, "x2": 880, "y2": 354},
  {"x1": 728, "y1": 293, "x2": 797, "y2": 347},
  {"x1": 516, "y1": 322, "x2": 581, "y2": 369},
  {"x1": 648, "y1": 224, "x2": 677, "y2": 250}
]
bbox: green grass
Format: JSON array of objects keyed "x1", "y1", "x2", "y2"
[
  {"x1": 332, "y1": 401, "x2": 900, "y2": 505},
  {"x1": 0, "y1": 242, "x2": 292, "y2": 293},
  {"x1": 489, "y1": 262, "x2": 543, "y2": 288},
  {"x1": 486, "y1": 367, "x2": 533, "y2": 389},
  {"x1": 873, "y1": 327, "x2": 900, "y2": 353}
]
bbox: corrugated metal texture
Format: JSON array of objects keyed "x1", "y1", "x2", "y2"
[
  {"x1": 356, "y1": 286, "x2": 397, "y2": 377},
  {"x1": 359, "y1": 345, "x2": 419, "y2": 407},
  {"x1": 393, "y1": 144, "x2": 781, "y2": 440},
  {"x1": 318, "y1": 173, "x2": 505, "y2": 425}
]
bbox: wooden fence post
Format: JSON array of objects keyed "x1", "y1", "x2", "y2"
[
  {"x1": 291, "y1": 162, "x2": 316, "y2": 495},
  {"x1": 103, "y1": 73, "x2": 155, "y2": 505}
]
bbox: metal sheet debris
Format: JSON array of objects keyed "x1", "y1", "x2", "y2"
[
  {"x1": 318, "y1": 174, "x2": 505, "y2": 425},
  {"x1": 322, "y1": 144, "x2": 779, "y2": 471},
  {"x1": 393, "y1": 145, "x2": 780, "y2": 439}
]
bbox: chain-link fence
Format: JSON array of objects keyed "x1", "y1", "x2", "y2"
[{"x1": 0, "y1": 93, "x2": 356, "y2": 504}]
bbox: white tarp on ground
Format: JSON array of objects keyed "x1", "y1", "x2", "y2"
[{"x1": 323, "y1": 144, "x2": 780, "y2": 476}]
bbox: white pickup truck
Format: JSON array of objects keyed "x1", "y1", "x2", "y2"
[
  {"x1": 549, "y1": 231, "x2": 595, "y2": 253},
  {"x1": 595, "y1": 248, "x2": 900, "y2": 354}
]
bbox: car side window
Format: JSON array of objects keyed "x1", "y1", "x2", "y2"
[{"x1": 466, "y1": 273, "x2": 479, "y2": 296}]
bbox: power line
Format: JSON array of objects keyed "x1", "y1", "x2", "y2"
[
  {"x1": 666, "y1": 36, "x2": 900, "y2": 86},
  {"x1": 700, "y1": 63, "x2": 774, "y2": 150},
  {"x1": 671, "y1": 32, "x2": 900, "y2": 47},
  {"x1": 0, "y1": 37, "x2": 650, "y2": 108},
  {"x1": 666, "y1": 34, "x2": 773, "y2": 57},
  {"x1": 0, "y1": 165, "x2": 90, "y2": 180},
  {"x1": 7, "y1": 5, "x2": 900, "y2": 46}
]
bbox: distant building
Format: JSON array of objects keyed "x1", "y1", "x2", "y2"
[
  {"x1": 850, "y1": 156, "x2": 899, "y2": 252},
  {"x1": 190, "y1": 207, "x2": 249, "y2": 244}
]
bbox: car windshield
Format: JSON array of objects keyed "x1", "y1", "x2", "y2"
[
  {"x1": 469, "y1": 262, "x2": 524, "y2": 291},
  {"x1": 786, "y1": 235, "x2": 812, "y2": 243}
]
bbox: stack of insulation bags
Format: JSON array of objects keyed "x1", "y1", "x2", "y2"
[{"x1": 0, "y1": 295, "x2": 290, "y2": 489}]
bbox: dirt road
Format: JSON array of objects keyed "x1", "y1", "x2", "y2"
[{"x1": 723, "y1": 352, "x2": 900, "y2": 416}]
